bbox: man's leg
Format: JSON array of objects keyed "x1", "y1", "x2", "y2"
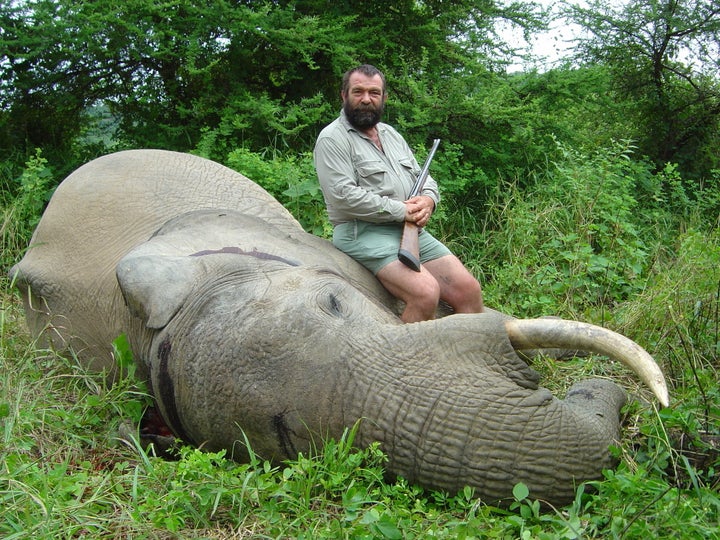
[
  {"x1": 376, "y1": 260, "x2": 441, "y2": 323},
  {"x1": 423, "y1": 255, "x2": 484, "y2": 313}
]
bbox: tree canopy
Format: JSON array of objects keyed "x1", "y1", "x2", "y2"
[
  {"x1": 0, "y1": 1, "x2": 542, "y2": 161},
  {"x1": 0, "y1": 0, "x2": 718, "y2": 185},
  {"x1": 568, "y1": 0, "x2": 720, "y2": 179}
]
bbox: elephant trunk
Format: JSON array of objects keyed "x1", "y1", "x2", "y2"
[
  {"x1": 348, "y1": 318, "x2": 631, "y2": 504},
  {"x1": 345, "y1": 315, "x2": 666, "y2": 503},
  {"x1": 505, "y1": 318, "x2": 669, "y2": 407}
]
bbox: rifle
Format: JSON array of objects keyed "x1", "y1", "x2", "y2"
[{"x1": 397, "y1": 138, "x2": 441, "y2": 271}]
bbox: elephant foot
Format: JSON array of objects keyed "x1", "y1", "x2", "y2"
[{"x1": 565, "y1": 378, "x2": 628, "y2": 418}]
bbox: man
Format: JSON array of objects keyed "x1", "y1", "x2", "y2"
[{"x1": 314, "y1": 64, "x2": 483, "y2": 322}]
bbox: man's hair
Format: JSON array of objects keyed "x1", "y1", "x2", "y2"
[{"x1": 341, "y1": 64, "x2": 386, "y2": 96}]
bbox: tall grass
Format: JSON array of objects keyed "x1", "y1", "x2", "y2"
[{"x1": 1, "y1": 146, "x2": 719, "y2": 538}]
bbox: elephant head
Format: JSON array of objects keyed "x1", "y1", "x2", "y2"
[{"x1": 10, "y1": 149, "x2": 668, "y2": 506}]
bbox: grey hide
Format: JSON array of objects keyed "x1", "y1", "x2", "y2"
[{"x1": 10, "y1": 149, "x2": 666, "y2": 506}]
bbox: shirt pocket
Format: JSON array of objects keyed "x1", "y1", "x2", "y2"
[
  {"x1": 355, "y1": 159, "x2": 392, "y2": 194},
  {"x1": 397, "y1": 157, "x2": 419, "y2": 195},
  {"x1": 398, "y1": 157, "x2": 418, "y2": 177}
]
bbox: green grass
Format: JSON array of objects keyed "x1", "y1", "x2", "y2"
[
  {"x1": 2, "y1": 255, "x2": 720, "y2": 538},
  {"x1": 1, "y1": 145, "x2": 718, "y2": 538}
]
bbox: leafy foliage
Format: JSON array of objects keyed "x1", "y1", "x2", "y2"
[
  {"x1": 0, "y1": 0, "x2": 545, "y2": 169},
  {"x1": 461, "y1": 141, "x2": 653, "y2": 318},
  {"x1": 0, "y1": 150, "x2": 55, "y2": 270},
  {"x1": 222, "y1": 147, "x2": 331, "y2": 237},
  {"x1": 1, "y1": 2, "x2": 719, "y2": 537},
  {"x1": 569, "y1": 0, "x2": 720, "y2": 180}
]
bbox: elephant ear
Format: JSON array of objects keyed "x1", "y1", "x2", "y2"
[{"x1": 116, "y1": 254, "x2": 205, "y2": 329}]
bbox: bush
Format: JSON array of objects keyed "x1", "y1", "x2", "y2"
[
  {"x1": 224, "y1": 147, "x2": 332, "y2": 237},
  {"x1": 464, "y1": 141, "x2": 706, "y2": 320},
  {"x1": 1, "y1": 150, "x2": 56, "y2": 270}
]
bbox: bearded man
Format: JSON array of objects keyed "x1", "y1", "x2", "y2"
[{"x1": 314, "y1": 64, "x2": 483, "y2": 322}]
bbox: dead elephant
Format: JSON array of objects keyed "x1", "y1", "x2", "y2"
[{"x1": 10, "y1": 149, "x2": 669, "y2": 505}]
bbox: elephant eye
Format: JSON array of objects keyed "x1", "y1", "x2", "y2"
[
  {"x1": 326, "y1": 293, "x2": 343, "y2": 317},
  {"x1": 317, "y1": 287, "x2": 345, "y2": 318},
  {"x1": 314, "y1": 272, "x2": 348, "y2": 317}
]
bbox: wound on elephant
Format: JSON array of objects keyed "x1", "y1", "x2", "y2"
[
  {"x1": 156, "y1": 336, "x2": 193, "y2": 445},
  {"x1": 190, "y1": 246, "x2": 299, "y2": 267},
  {"x1": 272, "y1": 411, "x2": 298, "y2": 458}
]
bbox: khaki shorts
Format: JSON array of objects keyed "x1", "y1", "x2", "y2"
[{"x1": 333, "y1": 221, "x2": 452, "y2": 275}]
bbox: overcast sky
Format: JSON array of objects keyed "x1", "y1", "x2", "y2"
[{"x1": 500, "y1": 0, "x2": 590, "y2": 72}]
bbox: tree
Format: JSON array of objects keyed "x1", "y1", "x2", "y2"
[
  {"x1": 568, "y1": 0, "x2": 720, "y2": 179},
  {"x1": 0, "y1": 0, "x2": 547, "y2": 170},
  {"x1": 0, "y1": 0, "x2": 352, "y2": 160}
]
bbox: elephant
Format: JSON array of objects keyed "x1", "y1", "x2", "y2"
[{"x1": 9, "y1": 149, "x2": 669, "y2": 506}]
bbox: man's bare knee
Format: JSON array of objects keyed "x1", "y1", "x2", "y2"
[
  {"x1": 453, "y1": 278, "x2": 484, "y2": 313},
  {"x1": 438, "y1": 272, "x2": 483, "y2": 313},
  {"x1": 401, "y1": 288, "x2": 439, "y2": 322},
  {"x1": 412, "y1": 279, "x2": 441, "y2": 310},
  {"x1": 377, "y1": 263, "x2": 441, "y2": 322}
]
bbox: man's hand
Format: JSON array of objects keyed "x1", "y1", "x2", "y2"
[{"x1": 404, "y1": 195, "x2": 435, "y2": 227}]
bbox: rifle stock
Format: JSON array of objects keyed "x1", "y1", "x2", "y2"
[
  {"x1": 398, "y1": 221, "x2": 421, "y2": 271},
  {"x1": 397, "y1": 139, "x2": 440, "y2": 272}
]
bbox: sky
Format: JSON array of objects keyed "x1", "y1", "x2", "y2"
[{"x1": 499, "y1": 0, "x2": 590, "y2": 72}]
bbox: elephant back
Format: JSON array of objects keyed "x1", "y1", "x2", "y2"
[{"x1": 10, "y1": 149, "x2": 303, "y2": 373}]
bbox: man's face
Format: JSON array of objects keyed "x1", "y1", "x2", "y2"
[{"x1": 342, "y1": 73, "x2": 386, "y2": 130}]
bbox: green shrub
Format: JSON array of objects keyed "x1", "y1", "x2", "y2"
[
  {"x1": 1, "y1": 150, "x2": 56, "y2": 270},
  {"x1": 224, "y1": 147, "x2": 332, "y2": 237},
  {"x1": 466, "y1": 141, "x2": 701, "y2": 320}
]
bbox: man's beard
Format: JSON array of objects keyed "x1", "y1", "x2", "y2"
[{"x1": 344, "y1": 101, "x2": 384, "y2": 129}]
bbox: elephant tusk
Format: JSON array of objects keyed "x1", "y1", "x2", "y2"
[{"x1": 505, "y1": 319, "x2": 670, "y2": 407}]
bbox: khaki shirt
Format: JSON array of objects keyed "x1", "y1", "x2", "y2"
[{"x1": 314, "y1": 111, "x2": 440, "y2": 226}]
